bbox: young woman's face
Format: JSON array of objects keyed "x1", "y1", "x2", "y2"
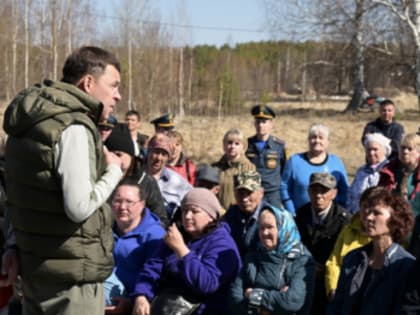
[
  {"x1": 182, "y1": 205, "x2": 214, "y2": 238},
  {"x1": 361, "y1": 202, "x2": 392, "y2": 239},
  {"x1": 223, "y1": 136, "x2": 243, "y2": 160},
  {"x1": 259, "y1": 210, "x2": 278, "y2": 251}
]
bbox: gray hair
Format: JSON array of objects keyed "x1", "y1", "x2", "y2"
[
  {"x1": 363, "y1": 133, "x2": 392, "y2": 158},
  {"x1": 308, "y1": 124, "x2": 330, "y2": 139}
]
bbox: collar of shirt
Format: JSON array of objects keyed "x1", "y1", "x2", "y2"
[
  {"x1": 160, "y1": 167, "x2": 170, "y2": 182},
  {"x1": 311, "y1": 202, "x2": 333, "y2": 225}
]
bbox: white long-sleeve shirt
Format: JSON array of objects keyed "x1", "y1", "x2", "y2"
[{"x1": 54, "y1": 125, "x2": 123, "y2": 223}]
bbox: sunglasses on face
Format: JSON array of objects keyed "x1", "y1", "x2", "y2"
[{"x1": 98, "y1": 125, "x2": 113, "y2": 132}]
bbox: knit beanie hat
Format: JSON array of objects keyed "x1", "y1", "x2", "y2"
[
  {"x1": 105, "y1": 123, "x2": 135, "y2": 156},
  {"x1": 181, "y1": 188, "x2": 221, "y2": 220}
]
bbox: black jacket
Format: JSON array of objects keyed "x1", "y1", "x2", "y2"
[{"x1": 295, "y1": 201, "x2": 350, "y2": 264}]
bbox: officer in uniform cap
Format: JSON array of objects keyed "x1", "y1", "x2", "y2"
[
  {"x1": 245, "y1": 104, "x2": 286, "y2": 208},
  {"x1": 150, "y1": 113, "x2": 175, "y2": 134}
]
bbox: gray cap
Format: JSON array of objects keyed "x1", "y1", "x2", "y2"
[
  {"x1": 309, "y1": 172, "x2": 337, "y2": 189},
  {"x1": 196, "y1": 165, "x2": 220, "y2": 184}
]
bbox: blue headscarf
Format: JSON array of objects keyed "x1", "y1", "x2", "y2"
[{"x1": 258, "y1": 205, "x2": 301, "y2": 255}]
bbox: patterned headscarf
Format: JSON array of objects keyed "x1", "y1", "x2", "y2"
[{"x1": 258, "y1": 205, "x2": 301, "y2": 255}]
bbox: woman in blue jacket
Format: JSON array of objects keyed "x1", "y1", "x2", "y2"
[
  {"x1": 280, "y1": 124, "x2": 349, "y2": 215},
  {"x1": 327, "y1": 186, "x2": 415, "y2": 315},
  {"x1": 230, "y1": 205, "x2": 316, "y2": 315},
  {"x1": 132, "y1": 188, "x2": 241, "y2": 315}
]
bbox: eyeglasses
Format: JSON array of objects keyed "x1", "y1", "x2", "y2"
[
  {"x1": 112, "y1": 199, "x2": 140, "y2": 208},
  {"x1": 98, "y1": 125, "x2": 113, "y2": 132}
]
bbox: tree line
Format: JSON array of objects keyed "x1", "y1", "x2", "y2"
[{"x1": 1, "y1": 0, "x2": 419, "y2": 118}]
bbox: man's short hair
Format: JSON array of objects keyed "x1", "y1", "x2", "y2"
[
  {"x1": 380, "y1": 99, "x2": 395, "y2": 107},
  {"x1": 61, "y1": 46, "x2": 121, "y2": 84},
  {"x1": 126, "y1": 110, "x2": 140, "y2": 120}
]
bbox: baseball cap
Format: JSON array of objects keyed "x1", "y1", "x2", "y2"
[
  {"x1": 196, "y1": 165, "x2": 220, "y2": 185},
  {"x1": 234, "y1": 171, "x2": 262, "y2": 191},
  {"x1": 309, "y1": 172, "x2": 337, "y2": 189}
]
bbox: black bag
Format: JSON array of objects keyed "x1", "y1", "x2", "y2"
[{"x1": 150, "y1": 292, "x2": 200, "y2": 315}]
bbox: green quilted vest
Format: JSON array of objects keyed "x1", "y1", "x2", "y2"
[{"x1": 4, "y1": 80, "x2": 114, "y2": 284}]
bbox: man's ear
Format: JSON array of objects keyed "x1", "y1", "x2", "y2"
[{"x1": 77, "y1": 74, "x2": 95, "y2": 93}]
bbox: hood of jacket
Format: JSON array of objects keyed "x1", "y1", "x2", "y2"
[{"x1": 4, "y1": 79, "x2": 103, "y2": 137}]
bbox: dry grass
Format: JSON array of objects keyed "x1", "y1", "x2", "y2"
[
  {"x1": 0, "y1": 92, "x2": 419, "y2": 181},
  {"x1": 162, "y1": 96, "x2": 420, "y2": 181}
]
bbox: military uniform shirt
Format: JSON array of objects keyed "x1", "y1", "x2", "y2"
[{"x1": 246, "y1": 134, "x2": 286, "y2": 193}]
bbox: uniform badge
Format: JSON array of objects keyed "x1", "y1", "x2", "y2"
[{"x1": 267, "y1": 158, "x2": 277, "y2": 169}]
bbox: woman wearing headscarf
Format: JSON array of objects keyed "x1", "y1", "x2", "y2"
[
  {"x1": 346, "y1": 132, "x2": 391, "y2": 213},
  {"x1": 132, "y1": 188, "x2": 241, "y2": 315},
  {"x1": 327, "y1": 186, "x2": 415, "y2": 315},
  {"x1": 230, "y1": 205, "x2": 316, "y2": 315}
]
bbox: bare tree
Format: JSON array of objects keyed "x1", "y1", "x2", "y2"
[
  {"x1": 12, "y1": 0, "x2": 18, "y2": 94},
  {"x1": 262, "y1": 0, "x2": 384, "y2": 112},
  {"x1": 373, "y1": 0, "x2": 420, "y2": 110}
]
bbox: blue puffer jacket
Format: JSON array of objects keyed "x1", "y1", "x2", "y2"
[
  {"x1": 132, "y1": 222, "x2": 241, "y2": 315},
  {"x1": 230, "y1": 244, "x2": 316, "y2": 315},
  {"x1": 327, "y1": 242, "x2": 415, "y2": 315}
]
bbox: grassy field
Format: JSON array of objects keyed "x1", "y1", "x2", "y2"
[
  {"x1": 0, "y1": 92, "x2": 419, "y2": 181},
  {"x1": 148, "y1": 92, "x2": 420, "y2": 181}
]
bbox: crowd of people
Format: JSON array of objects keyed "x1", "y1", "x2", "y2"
[{"x1": 0, "y1": 45, "x2": 419, "y2": 315}]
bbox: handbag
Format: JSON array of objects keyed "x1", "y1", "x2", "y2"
[{"x1": 150, "y1": 291, "x2": 200, "y2": 315}]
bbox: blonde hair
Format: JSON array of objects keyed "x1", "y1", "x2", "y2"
[
  {"x1": 401, "y1": 133, "x2": 420, "y2": 151},
  {"x1": 223, "y1": 128, "x2": 245, "y2": 145},
  {"x1": 168, "y1": 130, "x2": 184, "y2": 145}
]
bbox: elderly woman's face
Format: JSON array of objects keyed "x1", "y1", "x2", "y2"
[
  {"x1": 399, "y1": 142, "x2": 420, "y2": 167},
  {"x1": 308, "y1": 130, "x2": 329, "y2": 153},
  {"x1": 182, "y1": 205, "x2": 214, "y2": 238},
  {"x1": 259, "y1": 210, "x2": 278, "y2": 251},
  {"x1": 366, "y1": 141, "x2": 386, "y2": 165},
  {"x1": 361, "y1": 202, "x2": 391, "y2": 239}
]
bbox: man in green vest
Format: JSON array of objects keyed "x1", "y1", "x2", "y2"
[{"x1": 0, "y1": 46, "x2": 124, "y2": 315}]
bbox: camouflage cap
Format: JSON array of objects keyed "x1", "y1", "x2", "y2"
[
  {"x1": 234, "y1": 171, "x2": 262, "y2": 191},
  {"x1": 309, "y1": 172, "x2": 337, "y2": 189}
]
